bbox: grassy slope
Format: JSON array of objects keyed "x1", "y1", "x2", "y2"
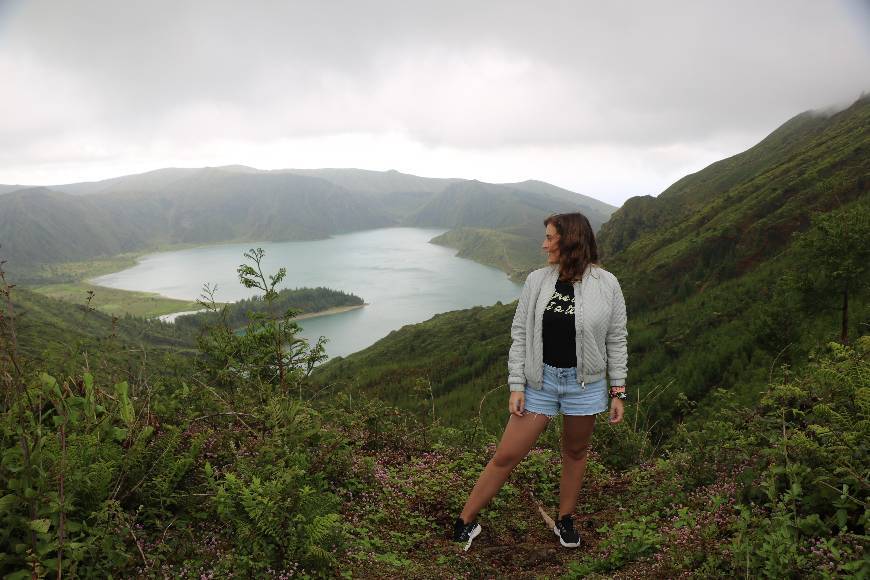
[
  {"x1": 430, "y1": 227, "x2": 547, "y2": 282},
  {"x1": 314, "y1": 206, "x2": 870, "y2": 439},
  {"x1": 4, "y1": 287, "x2": 198, "y2": 379},
  {"x1": 600, "y1": 96, "x2": 870, "y2": 311},
  {"x1": 12, "y1": 252, "x2": 206, "y2": 319},
  {"x1": 4, "y1": 107, "x2": 868, "y2": 578},
  {"x1": 594, "y1": 97, "x2": 870, "y2": 433},
  {"x1": 316, "y1": 98, "x2": 870, "y2": 442},
  {"x1": 312, "y1": 340, "x2": 868, "y2": 578},
  {"x1": 30, "y1": 282, "x2": 201, "y2": 319},
  {"x1": 4, "y1": 297, "x2": 864, "y2": 578},
  {"x1": 622, "y1": 198, "x2": 870, "y2": 432},
  {"x1": 314, "y1": 302, "x2": 517, "y2": 437}
]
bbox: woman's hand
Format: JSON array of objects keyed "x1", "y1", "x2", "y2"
[
  {"x1": 509, "y1": 391, "x2": 525, "y2": 416},
  {"x1": 609, "y1": 397, "x2": 624, "y2": 424}
]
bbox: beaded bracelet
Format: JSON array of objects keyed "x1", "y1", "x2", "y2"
[{"x1": 609, "y1": 385, "x2": 627, "y2": 400}]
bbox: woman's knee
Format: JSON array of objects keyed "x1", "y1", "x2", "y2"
[
  {"x1": 562, "y1": 441, "x2": 591, "y2": 462},
  {"x1": 491, "y1": 450, "x2": 523, "y2": 470}
]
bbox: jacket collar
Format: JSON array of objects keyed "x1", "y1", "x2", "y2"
[{"x1": 546, "y1": 263, "x2": 601, "y2": 283}]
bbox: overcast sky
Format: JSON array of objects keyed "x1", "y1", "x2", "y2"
[{"x1": 1, "y1": 0, "x2": 868, "y2": 206}]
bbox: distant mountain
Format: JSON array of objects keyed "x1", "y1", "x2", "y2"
[
  {"x1": 0, "y1": 187, "x2": 144, "y2": 264},
  {"x1": 0, "y1": 166, "x2": 613, "y2": 268},
  {"x1": 0, "y1": 172, "x2": 396, "y2": 266},
  {"x1": 276, "y1": 168, "x2": 462, "y2": 195},
  {"x1": 48, "y1": 167, "x2": 205, "y2": 196},
  {"x1": 502, "y1": 179, "x2": 617, "y2": 223},
  {"x1": 39, "y1": 166, "x2": 460, "y2": 197},
  {"x1": 0, "y1": 185, "x2": 26, "y2": 195},
  {"x1": 415, "y1": 180, "x2": 615, "y2": 279},
  {"x1": 409, "y1": 179, "x2": 609, "y2": 229}
]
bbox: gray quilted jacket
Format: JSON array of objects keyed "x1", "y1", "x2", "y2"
[{"x1": 508, "y1": 263, "x2": 628, "y2": 392}]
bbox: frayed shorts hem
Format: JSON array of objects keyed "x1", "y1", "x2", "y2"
[
  {"x1": 522, "y1": 404, "x2": 608, "y2": 418},
  {"x1": 521, "y1": 405, "x2": 557, "y2": 419}
]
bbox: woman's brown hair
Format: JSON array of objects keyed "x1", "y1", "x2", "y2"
[{"x1": 544, "y1": 212, "x2": 600, "y2": 282}]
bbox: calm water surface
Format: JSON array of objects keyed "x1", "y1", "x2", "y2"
[{"x1": 92, "y1": 228, "x2": 523, "y2": 358}]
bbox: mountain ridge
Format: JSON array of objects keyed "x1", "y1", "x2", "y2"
[
  {"x1": 598, "y1": 94, "x2": 870, "y2": 310},
  {"x1": 1, "y1": 168, "x2": 614, "y2": 269}
]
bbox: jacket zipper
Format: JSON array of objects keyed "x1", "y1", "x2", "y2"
[{"x1": 578, "y1": 279, "x2": 585, "y2": 390}]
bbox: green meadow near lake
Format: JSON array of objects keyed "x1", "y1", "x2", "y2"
[{"x1": 21, "y1": 251, "x2": 207, "y2": 318}]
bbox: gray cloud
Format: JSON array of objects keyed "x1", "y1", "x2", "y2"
[{"x1": 0, "y1": 0, "x2": 867, "y2": 201}]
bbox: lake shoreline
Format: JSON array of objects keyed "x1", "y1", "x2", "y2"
[
  {"x1": 293, "y1": 303, "x2": 367, "y2": 320},
  {"x1": 156, "y1": 302, "x2": 367, "y2": 324}
]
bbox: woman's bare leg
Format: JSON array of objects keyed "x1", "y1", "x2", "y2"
[
  {"x1": 460, "y1": 412, "x2": 551, "y2": 523},
  {"x1": 558, "y1": 414, "x2": 596, "y2": 518}
]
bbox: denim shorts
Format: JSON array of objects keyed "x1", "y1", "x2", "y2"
[{"x1": 523, "y1": 363, "x2": 609, "y2": 417}]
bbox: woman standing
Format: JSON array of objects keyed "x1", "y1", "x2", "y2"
[{"x1": 452, "y1": 212, "x2": 628, "y2": 551}]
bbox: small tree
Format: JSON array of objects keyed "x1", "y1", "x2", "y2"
[
  {"x1": 196, "y1": 248, "x2": 327, "y2": 399},
  {"x1": 785, "y1": 203, "x2": 870, "y2": 344}
]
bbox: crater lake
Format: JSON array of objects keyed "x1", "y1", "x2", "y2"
[{"x1": 91, "y1": 227, "x2": 525, "y2": 358}]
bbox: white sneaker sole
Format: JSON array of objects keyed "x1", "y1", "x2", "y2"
[
  {"x1": 463, "y1": 524, "x2": 482, "y2": 551},
  {"x1": 553, "y1": 525, "x2": 581, "y2": 548}
]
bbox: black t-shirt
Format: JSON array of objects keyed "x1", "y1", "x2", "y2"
[{"x1": 542, "y1": 280, "x2": 577, "y2": 368}]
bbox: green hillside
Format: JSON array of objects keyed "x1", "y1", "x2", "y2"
[
  {"x1": 2, "y1": 206, "x2": 866, "y2": 577},
  {"x1": 313, "y1": 302, "x2": 517, "y2": 436},
  {"x1": 47, "y1": 166, "x2": 204, "y2": 195},
  {"x1": 6, "y1": 286, "x2": 197, "y2": 378},
  {"x1": 0, "y1": 188, "x2": 147, "y2": 264},
  {"x1": 315, "y1": 97, "x2": 870, "y2": 443},
  {"x1": 7, "y1": 253, "x2": 211, "y2": 320},
  {"x1": 591, "y1": 95, "x2": 870, "y2": 434},
  {"x1": 599, "y1": 96, "x2": 869, "y2": 309},
  {"x1": 2, "y1": 98, "x2": 868, "y2": 578},
  {"x1": 314, "y1": 196, "x2": 870, "y2": 439},
  {"x1": 430, "y1": 227, "x2": 546, "y2": 282},
  {"x1": 621, "y1": 196, "x2": 869, "y2": 434},
  {"x1": 429, "y1": 218, "x2": 611, "y2": 282},
  {"x1": 30, "y1": 282, "x2": 201, "y2": 319}
]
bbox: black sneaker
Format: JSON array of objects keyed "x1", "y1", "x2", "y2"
[
  {"x1": 553, "y1": 513, "x2": 581, "y2": 547},
  {"x1": 452, "y1": 517, "x2": 482, "y2": 551}
]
